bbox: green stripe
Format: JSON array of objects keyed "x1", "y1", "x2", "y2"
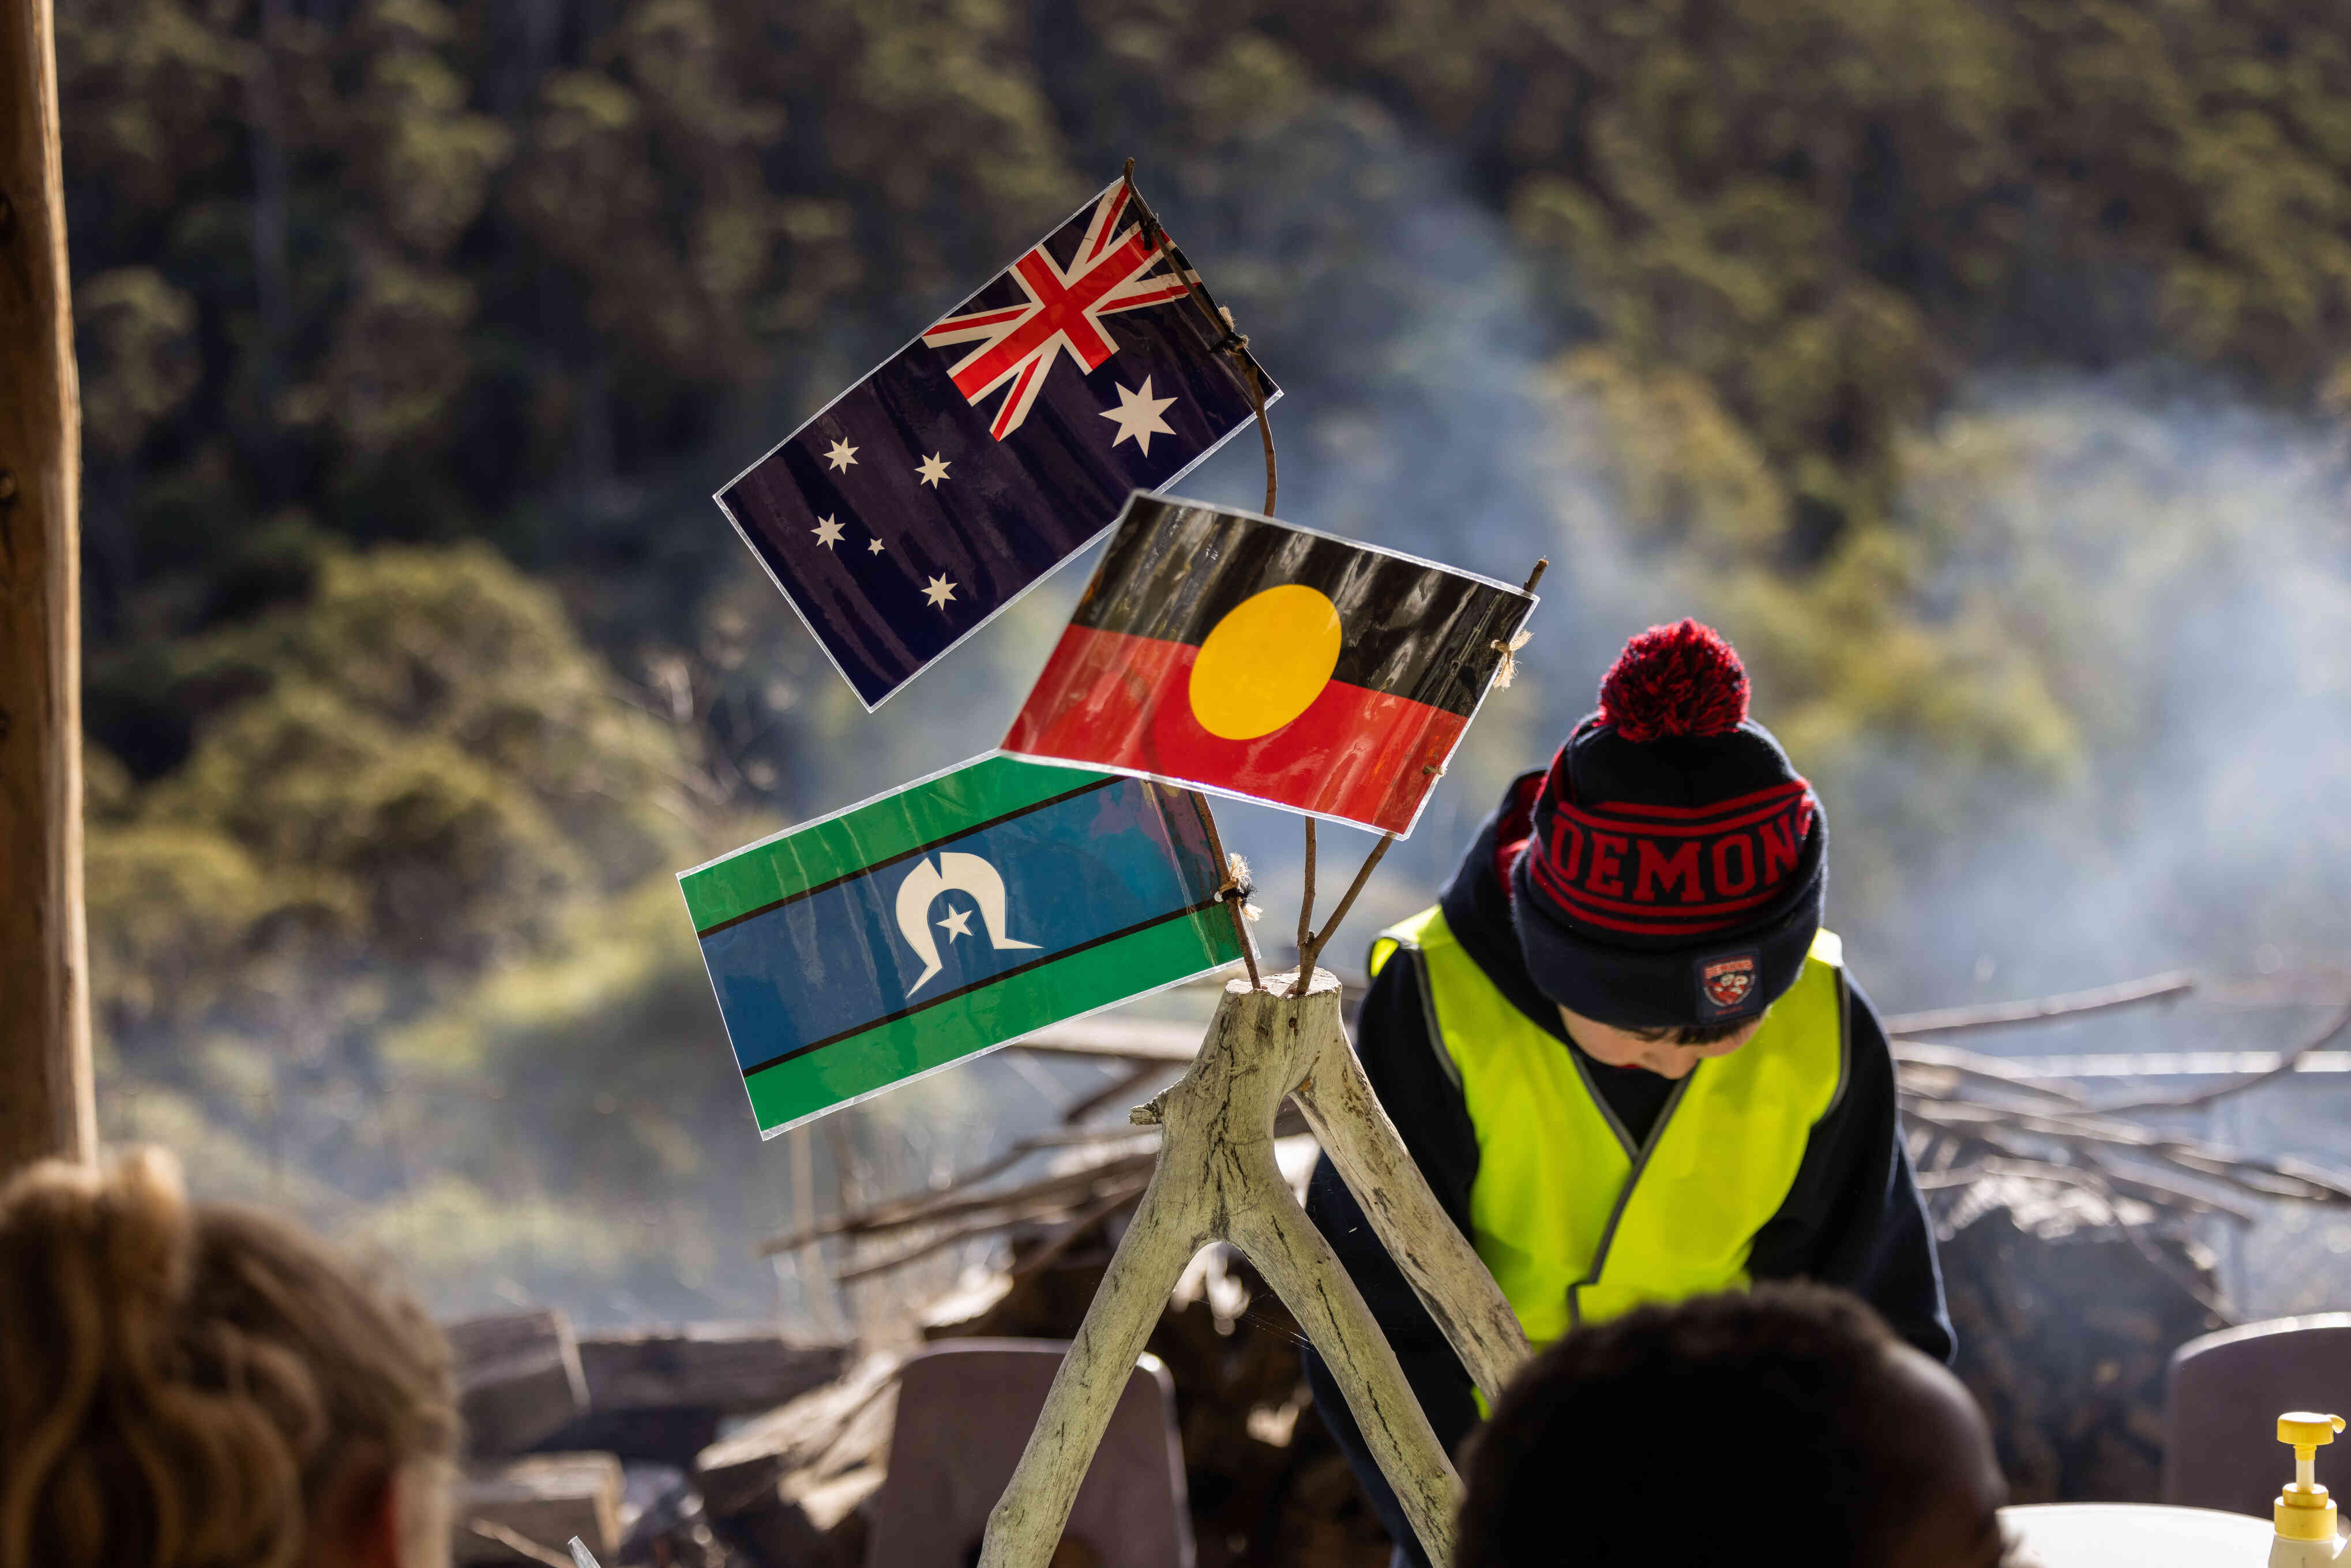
[
  {"x1": 744, "y1": 906, "x2": 1239, "y2": 1132},
  {"x1": 679, "y1": 755, "x2": 1108, "y2": 932}
]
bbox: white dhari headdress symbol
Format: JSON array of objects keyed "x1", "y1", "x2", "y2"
[{"x1": 894, "y1": 852, "x2": 1039, "y2": 997}]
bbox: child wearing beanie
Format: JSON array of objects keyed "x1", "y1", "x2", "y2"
[{"x1": 1302, "y1": 621, "x2": 1952, "y2": 1568}]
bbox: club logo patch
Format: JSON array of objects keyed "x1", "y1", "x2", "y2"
[{"x1": 1694, "y1": 950, "x2": 1761, "y2": 1020}]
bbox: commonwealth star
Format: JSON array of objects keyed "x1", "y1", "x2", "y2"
[
  {"x1": 1100, "y1": 377, "x2": 1178, "y2": 456},
  {"x1": 916, "y1": 452, "x2": 952, "y2": 487}
]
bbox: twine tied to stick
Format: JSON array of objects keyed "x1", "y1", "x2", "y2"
[
  {"x1": 1121, "y1": 157, "x2": 1276, "y2": 516},
  {"x1": 1490, "y1": 627, "x2": 1533, "y2": 690},
  {"x1": 1222, "y1": 853, "x2": 1262, "y2": 923}
]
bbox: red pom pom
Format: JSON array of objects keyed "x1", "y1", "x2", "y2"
[{"x1": 1597, "y1": 620, "x2": 1749, "y2": 743}]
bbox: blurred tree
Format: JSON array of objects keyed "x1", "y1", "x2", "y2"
[
  {"x1": 82, "y1": 537, "x2": 765, "y2": 1314},
  {"x1": 91, "y1": 533, "x2": 715, "y2": 1036},
  {"x1": 58, "y1": 0, "x2": 1083, "y2": 650},
  {"x1": 61, "y1": 0, "x2": 2351, "y2": 761},
  {"x1": 56, "y1": 0, "x2": 2351, "y2": 1312}
]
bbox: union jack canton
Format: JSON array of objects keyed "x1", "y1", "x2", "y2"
[{"x1": 715, "y1": 177, "x2": 1278, "y2": 709}]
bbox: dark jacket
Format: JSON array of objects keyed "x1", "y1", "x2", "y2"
[{"x1": 1301, "y1": 775, "x2": 1951, "y2": 1564}]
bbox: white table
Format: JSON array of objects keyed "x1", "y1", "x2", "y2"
[{"x1": 2002, "y1": 1503, "x2": 2277, "y2": 1567}]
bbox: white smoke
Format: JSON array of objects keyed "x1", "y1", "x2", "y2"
[{"x1": 1851, "y1": 376, "x2": 2351, "y2": 1036}]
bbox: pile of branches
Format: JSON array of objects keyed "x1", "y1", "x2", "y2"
[
  {"x1": 769, "y1": 973, "x2": 2351, "y2": 1304},
  {"x1": 1886, "y1": 976, "x2": 2351, "y2": 1502},
  {"x1": 749, "y1": 969, "x2": 2351, "y2": 1551},
  {"x1": 1892, "y1": 973, "x2": 2351, "y2": 1244}
]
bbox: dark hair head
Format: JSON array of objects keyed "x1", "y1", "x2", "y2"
[
  {"x1": 1458, "y1": 1285, "x2": 1931, "y2": 1568},
  {"x1": 0, "y1": 1148, "x2": 457, "y2": 1568},
  {"x1": 1634, "y1": 1017, "x2": 1755, "y2": 1048}
]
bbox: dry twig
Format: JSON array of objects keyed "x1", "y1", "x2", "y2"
[
  {"x1": 2095, "y1": 995, "x2": 2351, "y2": 1114},
  {"x1": 1883, "y1": 972, "x2": 2194, "y2": 1036}
]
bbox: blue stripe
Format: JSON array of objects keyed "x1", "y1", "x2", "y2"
[{"x1": 699, "y1": 775, "x2": 1209, "y2": 1069}]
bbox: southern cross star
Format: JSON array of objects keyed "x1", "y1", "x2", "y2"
[
  {"x1": 937, "y1": 904, "x2": 974, "y2": 941},
  {"x1": 866, "y1": 536, "x2": 886, "y2": 554},
  {"x1": 922, "y1": 574, "x2": 958, "y2": 610},
  {"x1": 810, "y1": 514, "x2": 846, "y2": 550},
  {"x1": 824, "y1": 438, "x2": 858, "y2": 472},
  {"x1": 1099, "y1": 377, "x2": 1178, "y2": 455},
  {"x1": 916, "y1": 452, "x2": 951, "y2": 487}
]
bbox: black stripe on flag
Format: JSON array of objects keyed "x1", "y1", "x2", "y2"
[{"x1": 1068, "y1": 497, "x2": 1535, "y2": 719}]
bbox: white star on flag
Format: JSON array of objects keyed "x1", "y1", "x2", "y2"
[
  {"x1": 917, "y1": 452, "x2": 951, "y2": 487},
  {"x1": 866, "y1": 537, "x2": 886, "y2": 554},
  {"x1": 824, "y1": 438, "x2": 858, "y2": 472},
  {"x1": 937, "y1": 904, "x2": 974, "y2": 941},
  {"x1": 923, "y1": 574, "x2": 958, "y2": 610},
  {"x1": 810, "y1": 515, "x2": 845, "y2": 550},
  {"x1": 1100, "y1": 377, "x2": 1178, "y2": 455}
]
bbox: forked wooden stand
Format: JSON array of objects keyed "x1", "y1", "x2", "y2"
[
  {"x1": 971, "y1": 161, "x2": 1533, "y2": 1568},
  {"x1": 977, "y1": 968, "x2": 1530, "y2": 1568}
]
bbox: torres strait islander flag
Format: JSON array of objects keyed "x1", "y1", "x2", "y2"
[
  {"x1": 679, "y1": 754, "x2": 1248, "y2": 1136},
  {"x1": 713, "y1": 176, "x2": 1276, "y2": 709},
  {"x1": 1002, "y1": 496, "x2": 1540, "y2": 837}
]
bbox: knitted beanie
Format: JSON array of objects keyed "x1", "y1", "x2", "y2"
[{"x1": 1508, "y1": 620, "x2": 1826, "y2": 1029}]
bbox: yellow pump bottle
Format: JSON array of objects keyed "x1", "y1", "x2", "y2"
[{"x1": 2271, "y1": 1412, "x2": 2349, "y2": 1568}]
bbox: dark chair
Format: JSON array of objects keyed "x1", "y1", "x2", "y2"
[
  {"x1": 2165, "y1": 1313, "x2": 2351, "y2": 1516},
  {"x1": 863, "y1": 1338, "x2": 1193, "y2": 1568}
]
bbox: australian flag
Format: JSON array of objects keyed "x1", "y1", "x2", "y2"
[{"x1": 715, "y1": 177, "x2": 1280, "y2": 709}]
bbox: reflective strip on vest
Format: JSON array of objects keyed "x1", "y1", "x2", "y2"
[{"x1": 1369, "y1": 908, "x2": 1846, "y2": 1351}]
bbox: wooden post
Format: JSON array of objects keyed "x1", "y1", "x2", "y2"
[
  {"x1": 1290, "y1": 1014, "x2": 1530, "y2": 1404},
  {"x1": 0, "y1": 0, "x2": 96, "y2": 1174},
  {"x1": 977, "y1": 971, "x2": 1530, "y2": 1568}
]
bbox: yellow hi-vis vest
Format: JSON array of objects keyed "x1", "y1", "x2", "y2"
[{"x1": 1370, "y1": 906, "x2": 1849, "y2": 1350}]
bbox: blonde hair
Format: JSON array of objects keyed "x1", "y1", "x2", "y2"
[{"x1": 0, "y1": 1148, "x2": 458, "y2": 1568}]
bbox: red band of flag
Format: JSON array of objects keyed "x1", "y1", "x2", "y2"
[
  {"x1": 1005, "y1": 625, "x2": 1469, "y2": 834},
  {"x1": 1001, "y1": 497, "x2": 1535, "y2": 836}
]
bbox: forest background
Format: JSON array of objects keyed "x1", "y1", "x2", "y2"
[{"x1": 60, "y1": 0, "x2": 2351, "y2": 1326}]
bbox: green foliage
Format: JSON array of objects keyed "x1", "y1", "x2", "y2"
[
  {"x1": 61, "y1": 0, "x2": 2351, "y2": 1314},
  {"x1": 65, "y1": 0, "x2": 2351, "y2": 741},
  {"x1": 1313, "y1": 0, "x2": 2351, "y2": 481},
  {"x1": 83, "y1": 533, "x2": 782, "y2": 1312},
  {"x1": 90, "y1": 538, "x2": 718, "y2": 1047},
  {"x1": 1539, "y1": 343, "x2": 2082, "y2": 792},
  {"x1": 59, "y1": 0, "x2": 1084, "y2": 623},
  {"x1": 77, "y1": 268, "x2": 202, "y2": 457}
]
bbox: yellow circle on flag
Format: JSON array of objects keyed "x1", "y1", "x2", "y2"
[{"x1": 1187, "y1": 584, "x2": 1343, "y2": 740}]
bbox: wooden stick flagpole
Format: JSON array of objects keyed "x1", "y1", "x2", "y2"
[
  {"x1": 978, "y1": 168, "x2": 1539, "y2": 1566},
  {"x1": 1187, "y1": 789, "x2": 1260, "y2": 991},
  {"x1": 1297, "y1": 819, "x2": 1316, "y2": 967},
  {"x1": 1289, "y1": 556, "x2": 1540, "y2": 991},
  {"x1": 0, "y1": 0, "x2": 97, "y2": 1176},
  {"x1": 1120, "y1": 159, "x2": 1274, "y2": 518},
  {"x1": 1120, "y1": 157, "x2": 1278, "y2": 997}
]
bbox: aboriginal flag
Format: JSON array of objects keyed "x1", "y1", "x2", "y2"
[{"x1": 1002, "y1": 495, "x2": 1539, "y2": 836}]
